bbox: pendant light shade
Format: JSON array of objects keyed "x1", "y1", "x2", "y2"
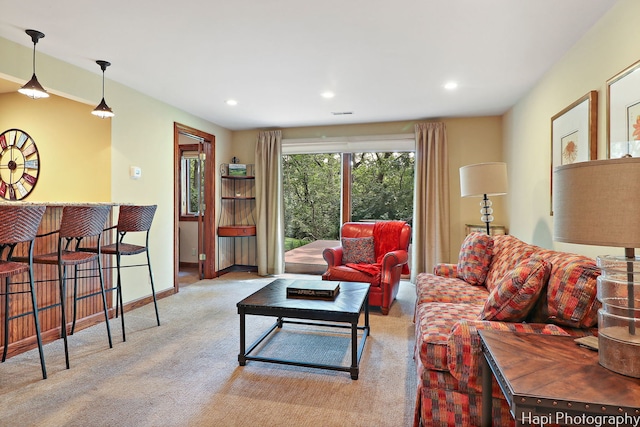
[
  {"x1": 92, "y1": 60, "x2": 114, "y2": 118},
  {"x1": 18, "y1": 29, "x2": 49, "y2": 99}
]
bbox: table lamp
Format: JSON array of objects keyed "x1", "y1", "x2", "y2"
[
  {"x1": 459, "y1": 162, "x2": 508, "y2": 235},
  {"x1": 553, "y1": 158, "x2": 640, "y2": 378}
]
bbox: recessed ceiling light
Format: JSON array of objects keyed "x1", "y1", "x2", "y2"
[
  {"x1": 444, "y1": 82, "x2": 458, "y2": 90},
  {"x1": 321, "y1": 91, "x2": 335, "y2": 99},
  {"x1": 225, "y1": 99, "x2": 238, "y2": 106}
]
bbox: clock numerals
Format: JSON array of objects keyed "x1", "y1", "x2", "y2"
[
  {"x1": 7, "y1": 183, "x2": 16, "y2": 201},
  {"x1": 24, "y1": 159, "x2": 39, "y2": 169},
  {"x1": 16, "y1": 132, "x2": 28, "y2": 149},
  {"x1": 0, "y1": 134, "x2": 6, "y2": 150},
  {"x1": 23, "y1": 173, "x2": 37, "y2": 186},
  {"x1": 22, "y1": 143, "x2": 37, "y2": 158},
  {"x1": 14, "y1": 182, "x2": 27, "y2": 198},
  {"x1": 0, "y1": 181, "x2": 6, "y2": 198}
]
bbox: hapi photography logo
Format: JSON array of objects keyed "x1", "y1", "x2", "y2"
[{"x1": 521, "y1": 412, "x2": 640, "y2": 427}]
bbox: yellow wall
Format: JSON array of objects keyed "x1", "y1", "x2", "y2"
[
  {"x1": 0, "y1": 92, "x2": 110, "y2": 201},
  {"x1": 233, "y1": 116, "x2": 504, "y2": 263},
  {"x1": 503, "y1": 0, "x2": 637, "y2": 258}
]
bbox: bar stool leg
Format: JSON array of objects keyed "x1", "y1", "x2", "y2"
[
  {"x1": 97, "y1": 255, "x2": 113, "y2": 349},
  {"x1": 71, "y1": 265, "x2": 80, "y2": 335},
  {"x1": 147, "y1": 250, "x2": 160, "y2": 327},
  {"x1": 58, "y1": 264, "x2": 70, "y2": 369},
  {"x1": 116, "y1": 252, "x2": 125, "y2": 342},
  {"x1": 29, "y1": 271, "x2": 47, "y2": 379},
  {"x1": 2, "y1": 278, "x2": 9, "y2": 362}
]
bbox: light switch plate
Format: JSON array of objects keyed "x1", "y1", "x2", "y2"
[{"x1": 130, "y1": 166, "x2": 142, "y2": 179}]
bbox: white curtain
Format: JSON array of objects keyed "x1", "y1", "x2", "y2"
[
  {"x1": 412, "y1": 122, "x2": 450, "y2": 281},
  {"x1": 255, "y1": 130, "x2": 284, "y2": 275}
]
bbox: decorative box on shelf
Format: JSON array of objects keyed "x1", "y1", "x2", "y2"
[{"x1": 228, "y1": 163, "x2": 247, "y2": 176}]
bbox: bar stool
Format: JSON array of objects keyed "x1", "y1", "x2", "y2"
[
  {"x1": 0, "y1": 205, "x2": 47, "y2": 379},
  {"x1": 30, "y1": 205, "x2": 112, "y2": 369},
  {"x1": 74, "y1": 205, "x2": 159, "y2": 342}
]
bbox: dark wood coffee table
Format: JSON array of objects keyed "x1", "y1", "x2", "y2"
[
  {"x1": 237, "y1": 278, "x2": 370, "y2": 379},
  {"x1": 479, "y1": 330, "x2": 640, "y2": 427}
]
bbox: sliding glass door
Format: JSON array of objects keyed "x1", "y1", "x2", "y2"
[{"x1": 283, "y1": 151, "x2": 414, "y2": 273}]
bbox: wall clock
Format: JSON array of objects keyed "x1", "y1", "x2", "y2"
[{"x1": 0, "y1": 129, "x2": 40, "y2": 201}]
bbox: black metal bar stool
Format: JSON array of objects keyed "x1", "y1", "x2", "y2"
[
  {"x1": 0, "y1": 205, "x2": 47, "y2": 379},
  {"x1": 75, "y1": 205, "x2": 159, "y2": 342},
  {"x1": 30, "y1": 205, "x2": 112, "y2": 369}
]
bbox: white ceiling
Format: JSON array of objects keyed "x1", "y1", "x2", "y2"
[{"x1": 0, "y1": 0, "x2": 618, "y2": 131}]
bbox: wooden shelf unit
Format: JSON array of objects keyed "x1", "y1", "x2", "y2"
[{"x1": 217, "y1": 164, "x2": 257, "y2": 275}]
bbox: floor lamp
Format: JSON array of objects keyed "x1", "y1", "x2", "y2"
[
  {"x1": 553, "y1": 158, "x2": 640, "y2": 378},
  {"x1": 459, "y1": 162, "x2": 508, "y2": 235}
]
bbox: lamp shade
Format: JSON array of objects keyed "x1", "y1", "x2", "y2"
[
  {"x1": 459, "y1": 162, "x2": 508, "y2": 197},
  {"x1": 553, "y1": 158, "x2": 640, "y2": 247}
]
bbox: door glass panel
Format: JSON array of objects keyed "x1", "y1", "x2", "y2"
[
  {"x1": 283, "y1": 153, "x2": 341, "y2": 250},
  {"x1": 181, "y1": 152, "x2": 205, "y2": 216},
  {"x1": 351, "y1": 152, "x2": 414, "y2": 223}
]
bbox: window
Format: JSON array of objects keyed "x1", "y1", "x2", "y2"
[{"x1": 180, "y1": 145, "x2": 204, "y2": 219}]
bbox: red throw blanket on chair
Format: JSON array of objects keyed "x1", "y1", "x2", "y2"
[{"x1": 346, "y1": 220, "x2": 409, "y2": 277}]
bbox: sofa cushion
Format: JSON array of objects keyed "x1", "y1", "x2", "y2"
[
  {"x1": 341, "y1": 236, "x2": 375, "y2": 264},
  {"x1": 540, "y1": 253, "x2": 600, "y2": 328},
  {"x1": 433, "y1": 263, "x2": 458, "y2": 278},
  {"x1": 484, "y1": 234, "x2": 540, "y2": 292},
  {"x1": 416, "y1": 274, "x2": 489, "y2": 306},
  {"x1": 456, "y1": 232, "x2": 493, "y2": 285},
  {"x1": 415, "y1": 302, "x2": 482, "y2": 372},
  {"x1": 479, "y1": 256, "x2": 550, "y2": 322}
]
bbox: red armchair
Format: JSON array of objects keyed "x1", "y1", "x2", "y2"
[{"x1": 322, "y1": 221, "x2": 411, "y2": 315}]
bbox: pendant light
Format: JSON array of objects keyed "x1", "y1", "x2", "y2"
[
  {"x1": 92, "y1": 60, "x2": 114, "y2": 118},
  {"x1": 18, "y1": 29, "x2": 49, "y2": 99}
]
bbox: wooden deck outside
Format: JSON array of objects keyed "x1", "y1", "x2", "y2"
[{"x1": 284, "y1": 239, "x2": 338, "y2": 274}]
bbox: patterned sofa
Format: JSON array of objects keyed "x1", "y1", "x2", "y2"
[{"x1": 413, "y1": 233, "x2": 601, "y2": 427}]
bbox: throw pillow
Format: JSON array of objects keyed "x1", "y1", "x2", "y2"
[
  {"x1": 457, "y1": 232, "x2": 494, "y2": 285},
  {"x1": 479, "y1": 256, "x2": 551, "y2": 322},
  {"x1": 546, "y1": 262, "x2": 600, "y2": 328},
  {"x1": 342, "y1": 236, "x2": 375, "y2": 264}
]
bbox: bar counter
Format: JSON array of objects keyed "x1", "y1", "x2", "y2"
[{"x1": 1, "y1": 202, "x2": 120, "y2": 359}]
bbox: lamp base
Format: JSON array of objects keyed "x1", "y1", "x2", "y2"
[{"x1": 598, "y1": 326, "x2": 640, "y2": 378}]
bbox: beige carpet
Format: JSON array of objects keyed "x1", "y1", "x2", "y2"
[{"x1": 0, "y1": 272, "x2": 417, "y2": 427}]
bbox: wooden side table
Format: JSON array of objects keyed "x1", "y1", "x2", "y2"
[{"x1": 479, "y1": 330, "x2": 640, "y2": 427}]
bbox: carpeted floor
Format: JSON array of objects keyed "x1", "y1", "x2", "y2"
[{"x1": 0, "y1": 272, "x2": 417, "y2": 427}]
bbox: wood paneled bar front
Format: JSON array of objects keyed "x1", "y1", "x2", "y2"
[{"x1": 0, "y1": 202, "x2": 116, "y2": 359}]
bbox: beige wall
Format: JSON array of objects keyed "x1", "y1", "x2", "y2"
[
  {"x1": 503, "y1": 0, "x2": 638, "y2": 258},
  {"x1": 233, "y1": 116, "x2": 504, "y2": 264},
  {"x1": 0, "y1": 36, "x2": 231, "y2": 303}
]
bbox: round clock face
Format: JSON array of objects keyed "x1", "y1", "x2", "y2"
[{"x1": 0, "y1": 129, "x2": 40, "y2": 201}]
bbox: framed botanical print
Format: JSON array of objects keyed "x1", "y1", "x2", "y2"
[
  {"x1": 550, "y1": 91, "x2": 598, "y2": 216},
  {"x1": 607, "y1": 59, "x2": 640, "y2": 158}
]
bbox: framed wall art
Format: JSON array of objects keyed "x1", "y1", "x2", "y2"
[
  {"x1": 550, "y1": 91, "x2": 597, "y2": 215},
  {"x1": 607, "y1": 59, "x2": 640, "y2": 158}
]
